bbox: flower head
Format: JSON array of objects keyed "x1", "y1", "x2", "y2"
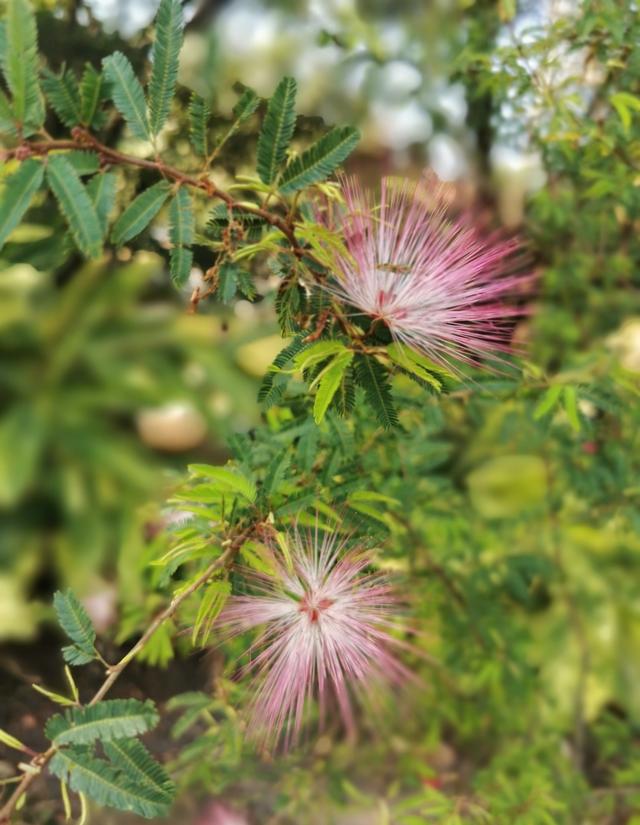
[
  {"x1": 322, "y1": 175, "x2": 530, "y2": 369},
  {"x1": 218, "y1": 527, "x2": 409, "y2": 748}
]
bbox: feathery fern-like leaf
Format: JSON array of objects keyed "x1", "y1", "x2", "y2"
[
  {"x1": 169, "y1": 186, "x2": 194, "y2": 247},
  {"x1": 279, "y1": 126, "x2": 360, "y2": 193},
  {"x1": 4, "y1": 0, "x2": 43, "y2": 132},
  {"x1": 188, "y1": 93, "x2": 210, "y2": 156},
  {"x1": 42, "y1": 67, "x2": 81, "y2": 128},
  {"x1": 62, "y1": 645, "x2": 96, "y2": 666},
  {"x1": 313, "y1": 351, "x2": 354, "y2": 424},
  {"x1": 192, "y1": 580, "x2": 231, "y2": 646},
  {"x1": 256, "y1": 76, "x2": 297, "y2": 185},
  {"x1": 53, "y1": 589, "x2": 96, "y2": 651},
  {"x1": 63, "y1": 150, "x2": 100, "y2": 176},
  {"x1": 87, "y1": 172, "x2": 118, "y2": 236},
  {"x1": 353, "y1": 354, "x2": 398, "y2": 429},
  {"x1": 46, "y1": 155, "x2": 103, "y2": 259},
  {"x1": 45, "y1": 699, "x2": 159, "y2": 746},
  {"x1": 111, "y1": 180, "x2": 171, "y2": 247},
  {"x1": 102, "y1": 52, "x2": 150, "y2": 141},
  {"x1": 103, "y1": 739, "x2": 174, "y2": 803},
  {"x1": 258, "y1": 335, "x2": 307, "y2": 405},
  {"x1": 50, "y1": 746, "x2": 172, "y2": 819},
  {"x1": 233, "y1": 87, "x2": 260, "y2": 122},
  {"x1": 0, "y1": 158, "x2": 43, "y2": 250},
  {"x1": 79, "y1": 63, "x2": 104, "y2": 127},
  {"x1": 0, "y1": 22, "x2": 6, "y2": 69},
  {"x1": 147, "y1": 0, "x2": 184, "y2": 136},
  {"x1": 0, "y1": 89, "x2": 16, "y2": 136},
  {"x1": 169, "y1": 247, "x2": 193, "y2": 287}
]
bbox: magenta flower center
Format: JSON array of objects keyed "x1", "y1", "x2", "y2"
[{"x1": 298, "y1": 593, "x2": 334, "y2": 623}]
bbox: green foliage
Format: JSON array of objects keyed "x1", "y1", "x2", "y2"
[
  {"x1": 312, "y1": 350, "x2": 354, "y2": 424},
  {"x1": 87, "y1": 171, "x2": 117, "y2": 236},
  {"x1": 79, "y1": 63, "x2": 105, "y2": 128},
  {"x1": 256, "y1": 76, "x2": 297, "y2": 185},
  {"x1": 353, "y1": 354, "x2": 398, "y2": 429},
  {"x1": 168, "y1": 186, "x2": 194, "y2": 247},
  {"x1": 111, "y1": 180, "x2": 171, "y2": 247},
  {"x1": 147, "y1": 0, "x2": 184, "y2": 136},
  {"x1": 188, "y1": 93, "x2": 210, "y2": 156},
  {"x1": 232, "y1": 87, "x2": 260, "y2": 123},
  {"x1": 50, "y1": 744, "x2": 173, "y2": 818},
  {"x1": 63, "y1": 150, "x2": 100, "y2": 177},
  {"x1": 102, "y1": 52, "x2": 150, "y2": 141},
  {"x1": 53, "y1": 589, "x2": 97, "y2": 666},
  {"x1": 46, "y1": 154, "x2": 103, "y2": 259},
  {"x1": 42, "y1": 67, "x2": 81, "y2": 128},
  {"x1": 0, "y1": 88, "x2": 16, "y2": 136},
  {"x1": 191, "y1": 579, "x2": 231, "y2": 646},
  {"x1": 0, "y1": 158, "x2": 44, "y2": 250},
  {"x1": 169, "y1": 246, "x2": 193, "y2": 287},
  {"x1": 45, "y1": 699, "x2": 159, "y2": 746},
  {"x1": 3, "y1": 0, "x2": 43, "y2": 133},
  {"x1": 168, "y1": 185, "x2": 196, "y2": 287},
  {"x1": 279, "y1": 125, "x2": 360, "y2": 193},
  {"x1": 103, "y1": 740, "x2": 175, "y2": 806}
]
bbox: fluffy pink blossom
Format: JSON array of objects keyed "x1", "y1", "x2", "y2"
[
  {"x1": 322, "y1": 175, "x2": 530, "y2": 369},
  {"x1": 217, "y1": 528, "x2": 410, "y2": 748}
]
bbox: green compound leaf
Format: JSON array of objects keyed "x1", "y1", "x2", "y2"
[
  {"x1": 187, "y1": 464, "x2": 257, "y2": 503},
  {"x1": 147, "y1": 0, "x2": 184, "y2": 136},
  {"x1": 53, "y1": 589, "x2": 96, "y2": 653},
  {"x1": 102, "y1": 52, "x2": 150, "y2": 141},
  {"x1": 168, "y1": 187, "x2": 194, "y2": 287},
  {"x1": 353, "y1": 354, "x2": 399, "y2": 429},
  {"x1": 169, "y1": 246, "x2": 193, "y2": 287},
  {"x1": 42, "y1": 67, "x2": 81, "y2": 128},
  {"x1": 563, "y1": 385, "x2": 581, "y2": 432},
  {"x1": 232, "y1": 87, "x2": 260, "y2": 122},
  {"x1": 4, "y1": 0, "x2": 43, "y2": 133},
  {"x1": 50, "y1": 745, "x2": 172, "y2": 819},
  {"x1": 192, "y1": 580, "x2": 231, "y2": 646},
  {"x1": 188, "y1": 93, "x2": 210, "y2": 156},
  {"x1": 533, "y1": 384, "x2": 563, "y2": 421},
  {"x1": 103, "y1": 739, "x2": 175, "y2": 804},
  {"x1": 62, "y1": 645, "x2": 96, "y2": 666},
  {"x1": 0, "y1": 22, "x2": 6, "y2": 69},
  {"x1": 256, "y1": 76, "x2": 297, "y2": 185},
  {"x1": 210, "y1": 87, "x2": 261, "y2": 158},
  {"x1": 79, "y1": 63, "x2": 104, "y2": 128},
  {"x1": 62, "y1": 150, "x2": 100, "y2": 177},
  {"x1": 313, "y1": 351, "x2": 354, "y2": 425},
  {"x1": 169, "y1": 187, "x2": 194, "y2": 247},
  {"x1": 387, "y1": 342, "x2": 443, "y2": 392},
  {"x1": 46, "y1": 154, "x2": 103, "y2": 259},
  {"x1": 87, "y1": 171, "x2": 118, "y2": 237},
  {"x1": 0, "y1": 88, "x2": 17, "y2": 136},
  {"x1": 279, "y1": 126, "x2": 360, "y2": 194},
  {"x1": 45, "y1": 699, "x2": 159, "y2": 746},
  {"x1": 0, "y1": 158, "x2": 44, "y2": 250},
  {"x1": 111, "y1": 180, "x2": 171, "y2": 247}
]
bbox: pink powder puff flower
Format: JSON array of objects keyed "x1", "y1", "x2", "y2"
[
  {"x1": 321, "y1": 174, "x2": 531, "y2": 370},
  {"x1": 217, "y1": 527, "x2": 410, "y2": 749}
]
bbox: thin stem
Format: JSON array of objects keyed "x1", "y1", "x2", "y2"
[
  {"x1": 0, "y1": 526, "x2": 255, "y2": 824},
  {"x1": 1, "y1": 129, "x2": 305, "y2": 258}
]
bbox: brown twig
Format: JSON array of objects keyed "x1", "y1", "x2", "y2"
[
  {"x1": 0, "y1": 525, "x2": 256, "y2": 824},
  {"x1": 0, "y1": 129, "x2": 306, "y2": 257}
]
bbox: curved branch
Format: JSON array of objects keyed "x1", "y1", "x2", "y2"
[{"x1": 0, "y1": 129, "x2": 304, "y2": 256}]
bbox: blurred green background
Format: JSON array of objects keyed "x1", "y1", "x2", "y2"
[{"x1": 1, "y1": 0, "x2": 639, "y2": 823}]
